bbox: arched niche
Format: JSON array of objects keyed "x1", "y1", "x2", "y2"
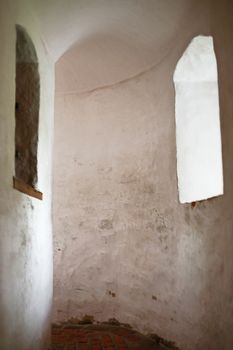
[
  {"x1": 14, "y1": 25, "x2": 42, "y2": 200},
  {"x1": 174, "y1": 36, "x2": 223, "y2": 204}
]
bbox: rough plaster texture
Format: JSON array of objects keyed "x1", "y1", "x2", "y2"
[
  {"x1": 174, "y1": 36, "x2": 223, "y2": 203},
  {"x1": 0, "y1": 1, "x2": 54, "y2": 349},
  {"x1": 53, "y1": 1, "x2": 233, "y2": 350},
  {"x1": 0, "y1": 1, "x2": 233, "y2": 350}
]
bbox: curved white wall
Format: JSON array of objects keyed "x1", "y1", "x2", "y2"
[
  {"x1": 53, "y1": 2, "x2": 233, "y2": 350},
  {"x1": 1, "y1": 1, "x2": 233, "y2": 350},
  {"x1": 0, "y1": 1, "x2": 54, "y2": 349}
]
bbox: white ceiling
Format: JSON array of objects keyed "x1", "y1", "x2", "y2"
[{"x1": 32, "y1": 0, "x2": 200, "y2": 93}]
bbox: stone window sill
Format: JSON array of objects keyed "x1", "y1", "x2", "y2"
[{"x1": 13, "y1": 176, "x2": 43, "y2": 200}]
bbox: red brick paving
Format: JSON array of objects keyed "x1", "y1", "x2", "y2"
[{"x1": 51, "y1": 324, "x2": 171, "y2": 350}]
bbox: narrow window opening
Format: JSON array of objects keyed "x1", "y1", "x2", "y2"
[
  {"x1": 14, "y1": 25, "x2": 42, "y2": 200},
  {"x1": 173, "y1": 35, "x2": 223, "y2": 204}
]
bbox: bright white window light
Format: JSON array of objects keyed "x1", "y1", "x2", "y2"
[{"x1": 174, "y1": 36, "x2": 223, "y2": 204}]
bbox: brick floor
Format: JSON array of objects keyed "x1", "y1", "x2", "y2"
[{"x1": 51, "y1": 324, "x2": 173, "y2": 350}]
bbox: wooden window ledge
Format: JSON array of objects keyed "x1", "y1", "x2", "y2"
[{"x1": 13, "y1": 177, "x2": 43, "y2": 200}]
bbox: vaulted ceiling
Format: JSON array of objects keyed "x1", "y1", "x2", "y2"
[{"x1": 32, "y1": 0, "x2": 206, "y2": 93}]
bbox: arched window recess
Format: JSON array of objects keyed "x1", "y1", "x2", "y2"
[
  {"x1": 13, "y1": 24, "x2": 43, "y2": 200},
  {"x1": 173, "y1": 35, "x2": 223, "y2": 204}
]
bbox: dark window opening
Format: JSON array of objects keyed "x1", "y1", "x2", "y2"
[{"x1": 14, "y1": 25, "x2": 42, "y2": 200}]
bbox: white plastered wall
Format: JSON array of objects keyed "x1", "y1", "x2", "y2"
[
  {"x1": 53, "y1": 1, "x2": 233, "y2": 350},
  {"x1": 0, "y1": 1, "x2": 54, "y2": 349}
]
